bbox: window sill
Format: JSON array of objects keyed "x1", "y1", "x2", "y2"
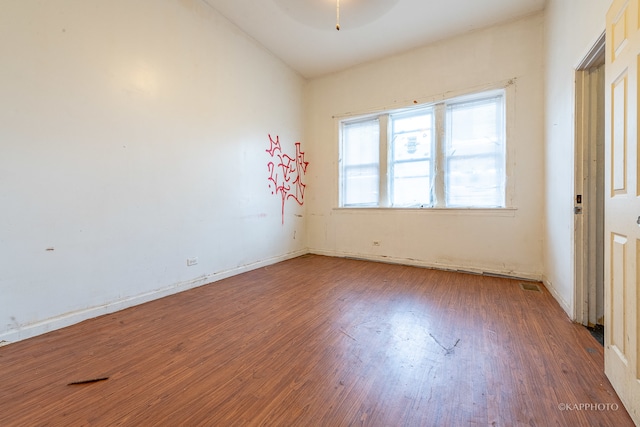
[{"x1": 333, "y1": 207, "x2": 518, "y2": 217}]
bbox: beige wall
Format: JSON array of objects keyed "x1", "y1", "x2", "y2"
[{"x1": 305, "y1": 14, "x2": 545, "y2": 279}]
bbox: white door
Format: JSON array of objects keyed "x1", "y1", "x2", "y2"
[{"x1": 605, "y1": 0, "x2": 640, "y2": 423}]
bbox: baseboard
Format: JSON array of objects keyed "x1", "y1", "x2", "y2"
[
  {"x1": 542, "y1": 274, "x2": 573, "y2": 319},
  {"x1": 309, "y1": 249, "x2": 542, "y2": 282},
  {"x1": 0, "y1": 249, "x2": 307, "y2": 345},
  {"x1": 2, "y1": 249, "x2": 550, "y2": 345}
]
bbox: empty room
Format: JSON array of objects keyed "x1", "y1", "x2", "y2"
[{"x1": 1, "y1": 0, "x2": 638, "y2": 425}]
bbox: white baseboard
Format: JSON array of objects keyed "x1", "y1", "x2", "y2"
[
  {"x1": 0, "y1": 249, "x2": 307, "y2": 344},
  {"x1": 310, "y1": 249, "x2": 543, "y2": 282},
  {"x1": 542, "y1": 275, "x2": 573, "y2": 320},
  {"x1": 2, "y1": 249, "x2": 553, "y2": 345}
]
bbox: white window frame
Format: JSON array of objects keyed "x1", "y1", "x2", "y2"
[{"x1": 338, "y1": 86, "x2": 513, "y2": 210}]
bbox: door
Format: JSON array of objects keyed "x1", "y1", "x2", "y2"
[{"x1": 605, "y1": 0, "x2": 640, "y2": 423}]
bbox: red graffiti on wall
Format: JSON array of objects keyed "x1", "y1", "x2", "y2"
[{"x1": 267, "y1": 134, "x2": 309, "y2": 224}]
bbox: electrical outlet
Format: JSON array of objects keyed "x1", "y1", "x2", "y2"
[
  {"x1": 186, "y1": 257, "x2": 198, "y2": 266},
  {"x1": 373, "y1": 241, "x2": 381, "y2": 246}
]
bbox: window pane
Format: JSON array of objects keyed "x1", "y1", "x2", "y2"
[
  {"x1": 343, "y1": 166, "x2": 379, "y2": 206},
  {"x1": 392, "y1": 161, "x2": 431, "y2": 207},
  {"x1": 343, "y1": 119, "x2": 379, "y2": 166},
  {"x1": 446, "y1": 157, "x2": 504, "y2": 207},
  {"x1": 390, "y1": 109, "x2": 433, "y2": 207},
  {"x1": 391, "y1": 110, "x2": 432, "y2": 162},
  {"x1": 341, "y1": 119, "x2": 380, "y2": 206},
  {"x1": 445, "y1": 96, "x2": 505, "y2": 207}
]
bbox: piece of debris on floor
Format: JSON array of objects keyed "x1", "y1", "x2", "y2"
[{"x1": 67, "y1": 377, "x2": 109, "y2": 386}]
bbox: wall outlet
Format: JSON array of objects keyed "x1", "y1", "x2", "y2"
[{"x1": 186, "y1": 257, "x2": 198, "y2": 266}]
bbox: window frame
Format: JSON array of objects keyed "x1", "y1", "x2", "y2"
[
  {"x1": 388, "y1": 106, "x2": 435, "y2": 208},
  {"x1": 337, "y1": 86, "x2": 513, "y2": 210}
]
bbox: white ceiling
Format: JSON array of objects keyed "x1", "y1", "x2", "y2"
[{"x1": 202, "y1": 0, "x2": 547, "y2": 79}]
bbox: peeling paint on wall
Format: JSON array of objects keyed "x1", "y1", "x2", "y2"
[{"x1": 266, "y1": 134, "x2": 309, "y2": 224}]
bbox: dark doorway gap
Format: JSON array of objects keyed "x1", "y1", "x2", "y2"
[{"x1": 586, "y1": 324, "x2": 604, "y2": 346}]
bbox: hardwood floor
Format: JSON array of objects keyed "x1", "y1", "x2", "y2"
[{"x1": 0, "y1": 255, "x2": 634, "y2": 426}]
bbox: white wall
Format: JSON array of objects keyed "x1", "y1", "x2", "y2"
[
  {"x1": 305, "y1": 14, "x2": 545, "y2": 279},
  {"x1": 543, "y1": 0, "x2": 611, "y2": 316},
  {"x1": 0, "y1": 0, "x2": 306, "y2": 341}
]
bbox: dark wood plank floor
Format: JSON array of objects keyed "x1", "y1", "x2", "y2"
[{"x1": 0, "y1": 255, "x2": 634, "y2": 426}]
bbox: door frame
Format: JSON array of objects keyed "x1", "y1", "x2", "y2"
[{"x1": 574, "y1": 31, "x2": 605, "y2": 327}]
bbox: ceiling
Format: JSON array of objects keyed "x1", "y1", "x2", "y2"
[{"x1": 202, "y1": 0, "x2": 547, "y2": 79}]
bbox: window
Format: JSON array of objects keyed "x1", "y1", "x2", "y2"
[
  {"x1": 342, "y1": 118, "x2": 380, "y2": 207},
  {"x1": 339, "y1": 89, "x2": 506, "y2": 208}
]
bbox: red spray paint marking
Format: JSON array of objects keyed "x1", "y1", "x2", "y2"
[{"x1": 266, "y1": 134, "x2": 309, "y2": 224}]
